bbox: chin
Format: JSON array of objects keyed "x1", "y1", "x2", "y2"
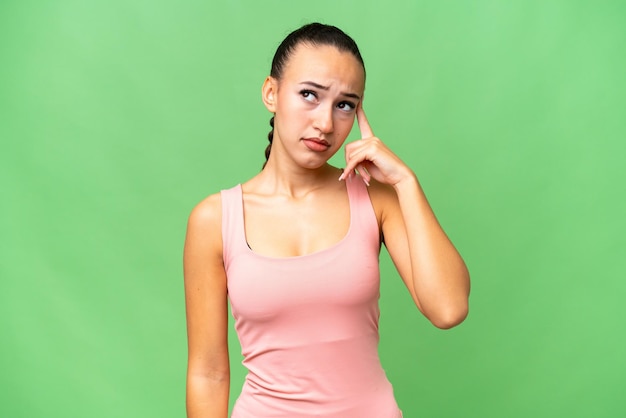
[
  {"x1": 295, "y1": 152, "x2": 332, "y2": 169},
  {"x1": 300, "y1": 160, "x2": 329, "y2": 170}
]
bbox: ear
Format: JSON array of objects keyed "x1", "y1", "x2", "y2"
[{"x1": 261, "y1": 76, "x2": 278, "y2": 113}]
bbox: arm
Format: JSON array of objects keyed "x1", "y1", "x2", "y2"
[
  {"x1": 342, "y1": 105, "x2": 470, "y2": 329},
  {"x1": 183, "y1": 194, "x2": 230, "y2": 417},
  {"x1": 376, "y1": 174, "x2": 470, "y2": 329}
]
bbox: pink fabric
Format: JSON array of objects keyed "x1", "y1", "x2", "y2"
[{"x1": 221, "y1": 176, "x2": 402, "y2": 418}]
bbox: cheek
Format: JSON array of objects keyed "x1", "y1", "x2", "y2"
[
  {"x1": 278, "y1": 97, "x2": 311, "y2": 121},
  {"x1": 335, "y1": 115, "x2": 355, "y2": 136},
  {"x1": 275, "y1": 106, "x2": 304, "y2": 133}
]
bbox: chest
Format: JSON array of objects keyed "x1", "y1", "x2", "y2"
[{"x1": 242, "y1": 192, "x2": 350, "y2": 258}]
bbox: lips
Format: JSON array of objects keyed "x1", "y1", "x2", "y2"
[{"x1": 302, "y1": 137, "x2": 330, "y2": 152}]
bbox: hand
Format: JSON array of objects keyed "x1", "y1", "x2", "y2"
[{"x1": 339, "y1": 103, "x2": 413, "y2": 187}]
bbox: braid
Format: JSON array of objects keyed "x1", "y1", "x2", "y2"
[{"x1": 263, "y1": 116, "x2": 274, "y2": 168}]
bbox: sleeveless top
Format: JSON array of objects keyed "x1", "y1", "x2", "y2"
[{"x1": 221, "y1": 176, "x2": 402, "y2": 418}]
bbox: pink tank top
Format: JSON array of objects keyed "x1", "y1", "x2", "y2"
[{"x1": 221, "y1": 176, "x2": 402, "y2": 418}]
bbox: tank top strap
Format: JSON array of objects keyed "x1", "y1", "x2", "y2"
[
  {"x1": 220, "y1": 184, "x2": 246, "y2": 270},
  {"x1": 345, "y1": 174, "x2": 380, "y2": 246}
]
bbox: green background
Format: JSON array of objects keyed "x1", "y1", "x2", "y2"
[{"x1": 2, "y1": 1, "x2": 625, "y2": 417}]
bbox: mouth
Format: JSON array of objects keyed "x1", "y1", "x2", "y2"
[{"x1": 301, "y1": 137, "x2": 331, "y2": 152}]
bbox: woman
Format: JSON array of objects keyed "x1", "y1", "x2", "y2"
[{"x1": 184, "y1": 23, "x2": 470, "y2": 418}]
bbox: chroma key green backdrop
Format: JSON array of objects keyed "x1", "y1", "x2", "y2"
[{"x1": 1, "y1": 1, "x2": 625, "y2": 417}]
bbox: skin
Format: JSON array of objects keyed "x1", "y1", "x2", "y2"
[{"x1": 183, "y1": 43, "x2": 470, "y2": 418}]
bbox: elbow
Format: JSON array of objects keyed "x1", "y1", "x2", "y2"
[
  {"x1": 429, "y1": 303, "x2": 469, "y2": 330},
  {"x1": 187, "y1": 361, "x2": 230, "y2": 385},
  {"x1": 427, "y1": 272, "x2": 471, "y2": 329}
]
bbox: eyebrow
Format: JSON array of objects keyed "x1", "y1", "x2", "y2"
[{"x1": 300, "y1": 81, "x2": 361, "y2": 101}]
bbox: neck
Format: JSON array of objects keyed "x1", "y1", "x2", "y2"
[{"x1": 255, "y1": 158, "x2": 340, "y2": 199}]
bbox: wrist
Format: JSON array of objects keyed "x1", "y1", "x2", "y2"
[{"x1": 392, "y1": 170, "x2": 419, "y2": 193}]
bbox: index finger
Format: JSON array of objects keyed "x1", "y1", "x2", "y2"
[{"x1": 356, "y1": 102, "x2": 374, "y2": 139}]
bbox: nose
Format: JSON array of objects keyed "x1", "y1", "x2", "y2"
[{"x1": 313, "y1": 105, "x2": 334, "y2": 134}]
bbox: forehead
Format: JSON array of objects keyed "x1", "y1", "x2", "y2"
[{"x1": 281, "y1": 43, "x2": 365, "y2": 93}]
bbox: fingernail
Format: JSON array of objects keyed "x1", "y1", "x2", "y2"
[
  {"x1": 363, "y1": 178, "x2": 370, "y2": 187},
  {"x1": 338, "y1": 173, "x2": 345, "y2": 181}
]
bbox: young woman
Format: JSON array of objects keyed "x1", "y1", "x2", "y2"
[{"x1": 184, "y1": 23, "x2": 470, "y2": 418}]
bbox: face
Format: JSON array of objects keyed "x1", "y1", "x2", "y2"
[{"x1": 262, "y1": 43, "x2": 365, "y2": 169}]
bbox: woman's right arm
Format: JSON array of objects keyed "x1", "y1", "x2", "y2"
[{"x1": 184, "y1": 194, "x2": 230, "y2": 418}]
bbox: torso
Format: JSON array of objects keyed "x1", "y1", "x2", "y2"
[{"x1": 220, "y1": 171, "x2": 402, "y2": 417}]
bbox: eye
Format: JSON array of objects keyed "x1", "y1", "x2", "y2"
[
  {"x1": 300, "y1": 89, "x2": 317, "y2": 102},
  {"x1": 337, "y1": 101, "x2": 356, "y2": 112}
]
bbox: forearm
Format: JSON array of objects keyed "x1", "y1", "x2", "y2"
[
  {"x1": 393, "y1": 174, "x2": 470, "y2": 329},
  {"x1": 186, "y1": 372, "x2": 230, "y2": 418}
]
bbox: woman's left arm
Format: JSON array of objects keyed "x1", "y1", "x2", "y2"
[{"x1": 341, "y1": 105, "x2": 470, "y2": 329}]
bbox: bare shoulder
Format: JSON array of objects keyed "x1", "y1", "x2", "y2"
[
  {"x1": 188, "y1": 192, "x2": 222, "y2": 227},
  {"x1": 186, "y1": 192, "x2": 224, "y2": 256}
]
